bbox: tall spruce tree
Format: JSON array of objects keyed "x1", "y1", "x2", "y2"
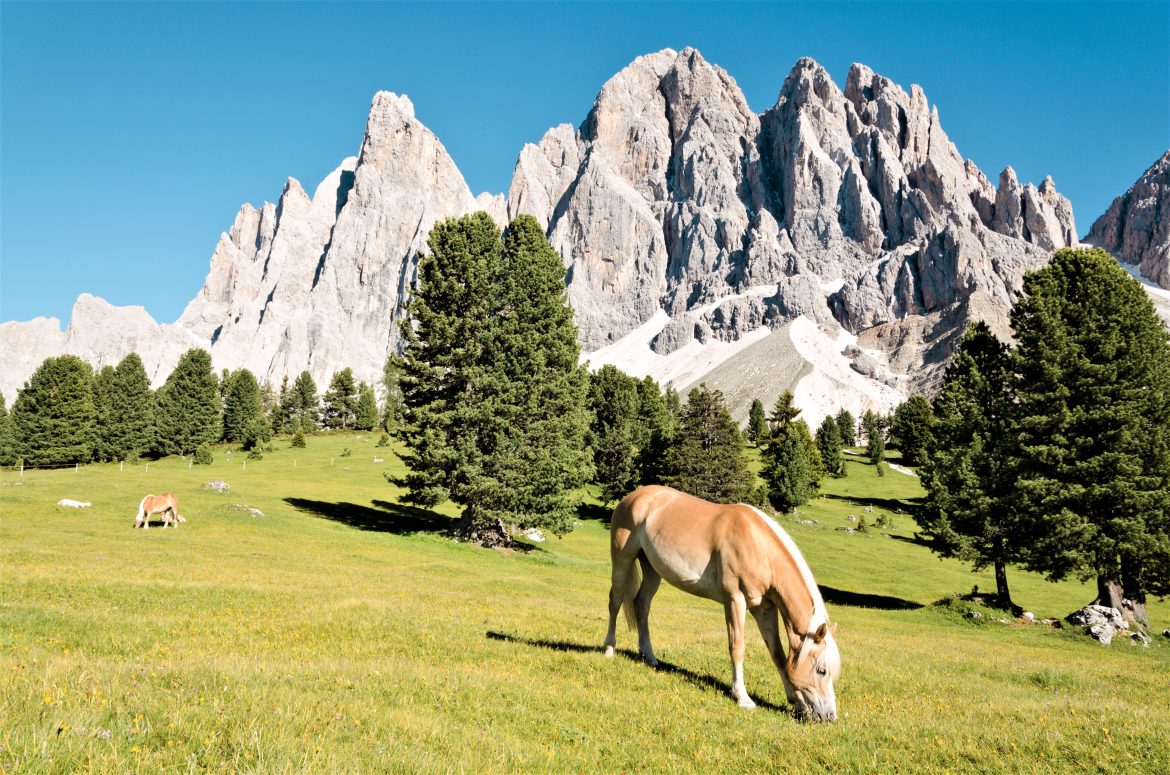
[
  {"x1": 588, "y1": 365, "x2": 641, "y2": 504},
  {"x1": 381, "y1": 356, "x2": 406, "y2": 432},
  {"x1": 835, "y1": 408, "x2": 857, "y2": 447},
  {"x1": 890, "y1": 395, "x2": 935, "y2": 467},
  {"x1": 286, "y1": 371, "x2": 320, "y2": 432},
  {"x1": 11, "y1": 355, "x2": 97, "y2": 465},
  {"x1": 106, "y1": 353, "x2": 154, "y2": 461},
  {"x1": 322, "y1": 368, "x2": 359, "y2": 430},
  {"x1": 634, "y1": 375, "x2": 676, "y2": 486},
  {"x1": 816, "y1": 414, "x2": 846, "y2": 476},
  {"x1": 0, "y1": 393, "x2": 16, "y2": 466},
  {"x1": 662, "y1": 385, "x2": 755, "y2": 503},
  {"x1": 355, "y1": 382, "x2": 379, "y2": 431},
  {"x1": 761, "y1": 391, "x2": 820, "y2": 511},
  {"x1": 919, "y1": 322, "x2": 1019, "y2": 608},
  {"x1": 91, "y1": 365, "x2": 117, "y2": 462},
  {"x1": 747, "y1": 398, "x2": 768, "y2": 447},
  {"x1": 397, "y1": 212, "x2": 591, "y2": 544},
  {"x1": 155, "y1": 348, "x2": 222, "y2": 456},
  {"x1": 1011, "y1": 247, "x2": 1170, "y2": 623},
  {"x1": 222, "y1": 369, "x2": 264, "y2": 444}
]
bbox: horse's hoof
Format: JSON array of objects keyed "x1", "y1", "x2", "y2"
[
  {"x1": 604, "y1": 646, "x2": 615, "y2": 658},
  {"x1": 738, "y1": 698, "x2": 756, "y2": 710},
  {"x1": 644, "y1": 656, "x2": 659, "y2": 667}
]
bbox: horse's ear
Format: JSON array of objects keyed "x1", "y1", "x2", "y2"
[{"x1": 814, "y1": 622, "x2": 829, "y2": 643}]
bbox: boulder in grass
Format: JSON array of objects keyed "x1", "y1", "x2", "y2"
[
  {"x1": 204, "y1": 481, "x2": 230, "y2": 493},
  {"x1": 1066, "y1": 605, "x2": 1127, "y2": 645}
]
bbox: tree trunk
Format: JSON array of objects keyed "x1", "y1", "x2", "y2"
[
  {"x1": 1093, "y1": 568, "x2": 1125, "y2": 612},
  {"x1": 993, "y1": 558, "x2": 1014, "y2": 612},
  {"x1": 1121, "y1": 557, "x2": 1150, "y2": 627}
]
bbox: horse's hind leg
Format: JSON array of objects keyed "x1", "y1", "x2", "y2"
[
  {"x1": 634, "y1": 556, "x2": 662, "y2": 666},
  {"x1": 725, "y1": 593, "x2": 755, "y2": 709}
]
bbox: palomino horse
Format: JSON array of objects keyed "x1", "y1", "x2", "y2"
[
  {"x1": 134, "y1": 493, "x2": 185, "y2": 529},
  {"x1": 604, "y1": 485, "x2": 841, "y2": 721}
]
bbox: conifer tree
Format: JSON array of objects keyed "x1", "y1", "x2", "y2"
[
  {"x1": 11, "y1": 355, "x2": 97, "y2": 465},
  {"x1": 322, "y1": 368, "x2": 358, "y2": 430},
  {"x1": 919, "y1": 322, "x2": 1019, "y2": 608},
  {"x1": 662, "y1": 385, "x2": 755, "y2": 503},
  {"x1": 634, "y1": 375, "x2": 676, "y2": 486},
  {"x1": 0, "y1": 393, "x2": 15, "y2": 466},
  {"x1": 835, "y1": 408, "x2": 857, "y2": 447},
  {"x1": 286, "y1": 371, "x2": 319, "y2": 432},
  {"x1": 273, "y1": 375, "x2": 291, "y2": 433},
  {"x1": 381, "y1": 356, "x2": 405, "y2": 432},
  {"x1": 91, "y1": 365, "x2": 117, "y2": 462},
  {"x1": 106, "y1": 353, "x2": 154, "y2": 461},
  {"x1": 890, "y1": 395, "x2": 935, "y2": 467},
  {"x1": 816, "y1": 414, "x2": 845, "y2": 476},
  {"x1": 222, "y1": 369, "x2": 264, "y2": 444},
  {"x1": 760, "y1": 391, "x2": 820, "y2": 511},
  {"x1": 155, "y1": 348, "x2": 221, "y2": 456},
  {"x1": 747, "y1": 398, "x2": 767, "y2": 447},
  {"x1": 355, "y1": 382, "x2": 379, "y2": 431},
  {"x1": 588, "y1": 365, "x2": 641, "y2": 503},
  {"x1": 397, "y1": 213, "x2": 592, "y2": 544},
  {"x1": 1011, "y1": 247, "x2": 1170, "y2": 623}
]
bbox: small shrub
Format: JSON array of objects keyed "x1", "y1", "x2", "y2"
[
  {"x1": 291, "y1": 428, "x2": 306, "y2": 449},
  {"x1": 339, "y1": 448, "x2": 352, "y2": 458},
  {"x1": 856, "y1": 516, "x2": 870, "y2": 533},
  {"x1": 375, "y1": 433, "x2": 390, "y2": 448},
  {"x1": 247, "y1": 448, "x2": 264, "y2": 461},
  {"x1": 193, "y1": 443, "x2": 214, "y2": 465},
  {"x1": 875, "y1": 462, "x2": 886, "y2": 477}
]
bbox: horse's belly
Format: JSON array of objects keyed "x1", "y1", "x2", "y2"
[{"x1": 642, "y1": 541, "x2": 723, "y2": 601}]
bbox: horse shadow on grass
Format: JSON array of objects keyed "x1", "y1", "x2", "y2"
[
  {"x1": 485, "y1": 631, "x2": 787, "y2": 713},
  {"x1": 284, "y1": 497, "x2": 454, "y2": 536}
]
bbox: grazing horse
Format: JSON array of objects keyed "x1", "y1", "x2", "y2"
[
  {"x1": 604, "y1": 485, "x2": 841, "y2": 721},
  {"x1": 134, "y1": 493, "x2": 185, "y2": 529}
]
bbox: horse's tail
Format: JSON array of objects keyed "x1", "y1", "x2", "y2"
[{"x1": 621, "y1": 559, "x2": 641, "y2": 632}]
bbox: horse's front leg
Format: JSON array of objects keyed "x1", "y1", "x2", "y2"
[
  {"x1": 724, "y1": 593, "x2": 754, "y2": 709},
  {"x1": 752, "y1": 602, "x2": 797, "y2": 707}
]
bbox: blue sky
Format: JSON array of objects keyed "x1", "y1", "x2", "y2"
[{"x1": 2, "y1": 1, "x2": 1167, "y2": 325}]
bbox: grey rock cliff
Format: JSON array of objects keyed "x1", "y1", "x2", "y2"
[{"x1": 1085, "y1": 150, "x2": 1170, "y2": 288}]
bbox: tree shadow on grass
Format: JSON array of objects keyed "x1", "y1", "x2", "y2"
[
  {"x1": 888, "y1": 533, "x2": 932, "y2": 549},
  {"x1": 284, "y1": 497, "x2": 454, "y2": 536},
  {"x1": 576, "y1": 501, "x2": 613, "y2": 524},
  {"x1": 818, "y1": 585, "x2": 923, "y2": 610},
  {"x1": 485, "y1": 631, "x2": 787, "y2": 713},
  {"x1": 824, "y1": 493, "x2": 922, "y2": 514}
]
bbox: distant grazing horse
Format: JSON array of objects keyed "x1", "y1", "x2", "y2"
[
  {"x1": 134, "y1": 493, "x2": 185, "y2": 529},
  {"x1": 605, "y1": 485, "x2": 841, "y2": 721}
]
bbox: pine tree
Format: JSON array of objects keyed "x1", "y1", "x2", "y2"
[
  {"x1": 381, "y1": 356, "x2": 405, "y2": 432},
  {"x1": 397, "y1": 213, "x2": 592, "y2": 544},
  {"x1": 890, "y1": 395, "x2": 935, "y2": 467},
  {"x1": 322, "y1": 368, "x2": 358, "y2": 430},
  {"x1": 816, "y1": 414, "x2": 845, "y2": 476},
  {"x1": 588, "y1": 365, "x2": 641, "y2": 503},
  {"x1": 1011, "y1": 247, "x2": 1170, "y2": 623},
  {"x1": 287, "y1": 371, "x2": 319, "y2": 432},
  {"x1": 106, "y1": 353, "x2": 154, "y2": 461},
  {"x1": 222, "y1": 369, "x2": 264, "y2": 444},
  {"x1": 919, "y1": 322, "x2": 1019, "y2": 608},
  {"x1": 835, "y1": 408, "x2": 857, "y2": 447},
  {"x1": 11, "y1": 355, "x2": 97, "y2": 465},
  {"x1": 662, "y1": 385, "x2": 756, "y2": 503},
  {"x1": 0, "y1": 393, "x2": 16, "y2": 466},
  {"x1": 634, "y1": 376, "x2": 676, "y2": 486},
  {"x1": 760, "y1": 391, "x2": 821, "y2": 511},
  {"x1": 747, "y1": 398, "x2": 767, "y2": 447},
  {"x1": 91, "y1": 365, "x2": 117, "y2": 462},
  {"x1": 155, "y1": 348, "x2": 222, "y2": 456},
  {"x1": 355, "y1": 382, "x2": 379, "y2": 431},
  {"x1": 273, "y1": 375, "x2": 292, "y2": 433}
]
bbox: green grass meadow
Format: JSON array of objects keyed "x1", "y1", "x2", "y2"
[{"x1": 2, "y1": 434, "x2": 1168, "y2": 773}]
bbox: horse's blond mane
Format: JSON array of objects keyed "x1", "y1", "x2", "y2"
[{"x1": 746, "y1": 505, "x2": 827, "y2": 628}]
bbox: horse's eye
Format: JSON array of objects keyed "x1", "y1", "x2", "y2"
[{"x1": 816, "y1": 665, "x2": 827, "y2": 677}]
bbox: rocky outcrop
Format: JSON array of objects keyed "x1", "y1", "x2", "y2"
[
  {"x1": 1085, "y1": 150, "x2": 1170, "y2": 288},
  {"x1": 509, "y1": 49, "x2": 1077, "y2": 395}
]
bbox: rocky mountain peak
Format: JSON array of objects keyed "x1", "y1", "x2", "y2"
[{"x1": 1085, "y1": 150, "x2": 1170, "y2": 288}]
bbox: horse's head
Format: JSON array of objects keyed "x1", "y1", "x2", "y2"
[{"x1": 786, "y1": 621, "x2": 840, "y2": 722}]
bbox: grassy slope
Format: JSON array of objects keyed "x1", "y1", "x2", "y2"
[{"x1": 1, "y1": 435, "x2": 1167, "y2": 773}]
